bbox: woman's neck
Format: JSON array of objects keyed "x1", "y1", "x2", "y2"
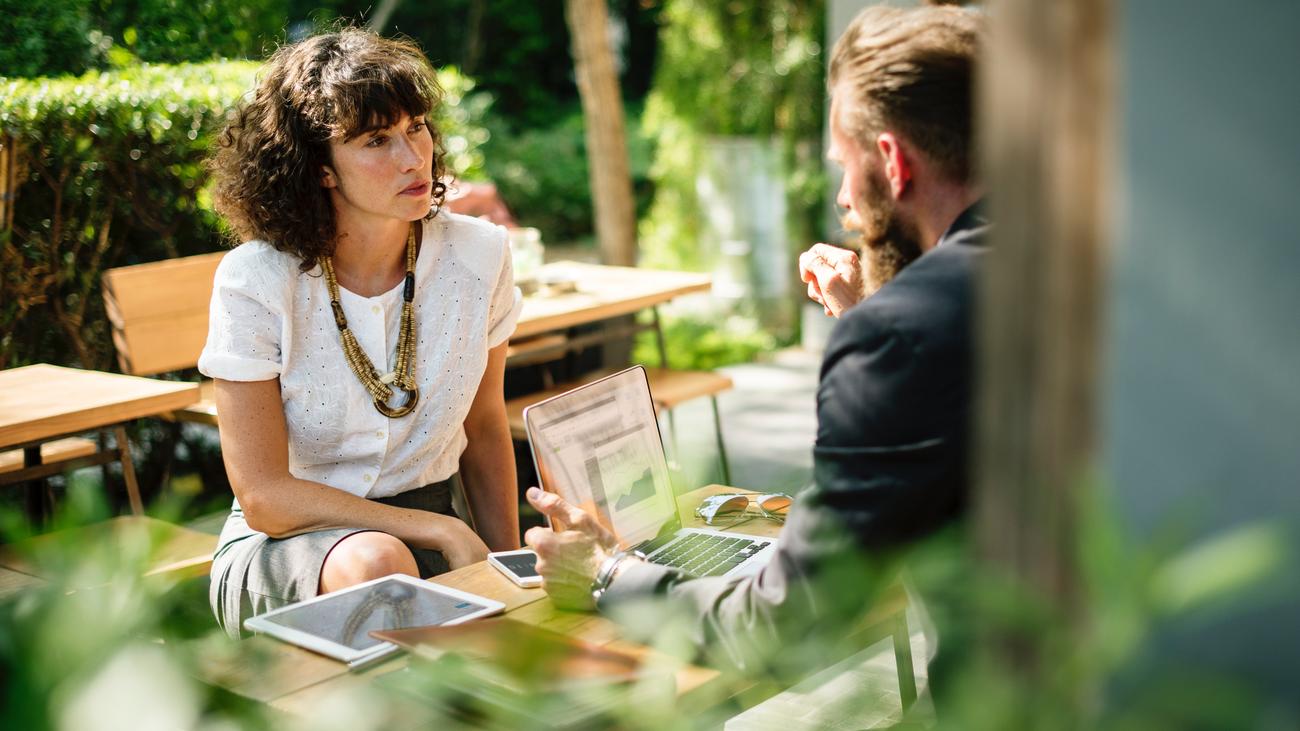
[{"x1": 330, "y1": 217, "x2": 411, "y2": 297}]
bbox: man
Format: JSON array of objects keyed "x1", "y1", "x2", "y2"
[{"x1": 524, "y1": 4, "x2": 987, "y2": 672}]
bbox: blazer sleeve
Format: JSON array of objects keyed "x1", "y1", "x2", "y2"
[{"x1": 599, "y1": 310, "x2": 951, "y2": 672}]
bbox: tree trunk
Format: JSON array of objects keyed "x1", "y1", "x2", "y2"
[
  {"x1": 974, "y1": 0, "x2": 1113, "y2": 711},
  {"x1": 366, "y1": 0, "x2": 402, "y2": 34},
  {"x1": 564, "y1": 0, "x2": 637, "y2": 266},
  {"x1": 1, "y1": 136, "x2": 17, "y2": 231},
  {"x1": 463, "y1": 0, "x2": 486, "y2": 75}
]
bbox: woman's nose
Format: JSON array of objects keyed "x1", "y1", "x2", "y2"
[{"x1": 394, "y1": 135, "x2": 423, "y2": 172}]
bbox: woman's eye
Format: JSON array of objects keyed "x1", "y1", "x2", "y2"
[
  {"x1": 409, "y1": 122, "x2": 426, "y2": 134},
  {"x1": 366, "y1": 135, "x2": 387, "y2": 147}
]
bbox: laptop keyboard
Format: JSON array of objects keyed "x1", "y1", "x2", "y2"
[{"x1": 646, "y1": 533, "x2": 771, "y2": 577}]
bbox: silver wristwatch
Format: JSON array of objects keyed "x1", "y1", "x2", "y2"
[{"x1": 590, "y1": 549, "x2": 646, "y2": 606}]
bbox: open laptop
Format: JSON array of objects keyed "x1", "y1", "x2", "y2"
[{"x1": 523, "y1": 366, "x2": 775, "y2": 579}]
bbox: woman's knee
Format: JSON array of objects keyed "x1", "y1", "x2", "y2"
[{"x1": 319, "y1": 532, "x2": 417, "y2": 592}]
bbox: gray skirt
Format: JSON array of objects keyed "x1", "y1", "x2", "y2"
[{"x1": 208, "y1": 477, "x2": 459, "y2": 638}]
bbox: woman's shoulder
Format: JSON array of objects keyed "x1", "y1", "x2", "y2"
[
  {"x1": 435, "y1": 212, "x2": 508, "y2": 246},
  {"x1": 429, "y1": 212, "x2": 509, "y2": 276},
  {"x1": 221, "y1": 240, "x2": 304, "y2": 272},
  {"x1": 215, "y1": 240, "x2": 306, "y2": 293}
]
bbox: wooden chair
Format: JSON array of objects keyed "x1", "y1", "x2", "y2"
[{"x1": 101, "y1": 252, "x2": 225, "y2": 425}]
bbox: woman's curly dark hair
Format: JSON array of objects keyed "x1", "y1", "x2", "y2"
[{"x1": 210, "y1": 28, "x2": 449, "y2": 270}]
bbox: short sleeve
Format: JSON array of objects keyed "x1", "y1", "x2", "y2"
[
  {"x1": 485, "y1": 228, "x2": 523, "y2": 347},
  {"x1": 197, "y1": 247, "x2": 285, "y2": 381}
]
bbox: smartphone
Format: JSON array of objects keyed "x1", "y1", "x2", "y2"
[{"x1": 487, "y1": 549, "x2": 543, "y2": 588}]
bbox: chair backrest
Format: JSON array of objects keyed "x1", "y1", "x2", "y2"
[{"x1": 102, "y1": 252, "x2": 226, "y2": 376}]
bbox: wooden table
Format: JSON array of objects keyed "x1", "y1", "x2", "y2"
[
  {"x1": 0, "y1": 565, "x2": 44, "y2": 600},
  {"x1": 198, "y1": 485, "x2": 914, "y2": 726},
  {"x1": 0, "y1": 364, "x2": 200, "y2": 514},
  {"x1": 513, "y1": 261, "x2": 711, "y2": 341},
  {"x1": 506, "y1": 261, "x2": 711, "y2": 374}
]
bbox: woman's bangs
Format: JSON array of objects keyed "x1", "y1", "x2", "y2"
[{"x1": 337, "y1": 66, "x2": 434, "y2": 140}]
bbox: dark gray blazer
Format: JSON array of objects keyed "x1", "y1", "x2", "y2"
[{"x1": 601, "y1": 204, "x2": 989, "y2": 672}]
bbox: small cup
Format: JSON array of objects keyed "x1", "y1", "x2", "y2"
[{"x1": 507, "y1": 227, "x2": 544, "y2": 282}]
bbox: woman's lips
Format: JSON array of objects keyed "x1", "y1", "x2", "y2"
[{"x1": 400, "y1": 182, "x2": 430, "y2": 196}]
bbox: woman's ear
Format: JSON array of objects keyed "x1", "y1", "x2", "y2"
[{"x1": 321, "y1": 165, "x2": 338, "y2": 189}]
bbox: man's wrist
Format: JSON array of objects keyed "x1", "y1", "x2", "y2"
[
  {"x1": 610, "y1": 554, "x2": 645, "y2": 583},
  {"x1": 590, "y1": 550, "x2": 645, "y2": 606}
]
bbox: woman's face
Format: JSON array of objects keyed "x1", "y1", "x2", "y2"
[{"x1": 322, "y1": 113, "x2": 434, "y2": 228}]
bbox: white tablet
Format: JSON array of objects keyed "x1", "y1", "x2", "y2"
[{"x1": 243, "y1": 574, "x2": 505, "y2": 668}]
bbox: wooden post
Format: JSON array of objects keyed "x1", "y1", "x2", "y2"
[
  {"x1": 0, "y1": 135, "x2": 16, "y2": 231},
  {"x1": 366, "y1": 0, "x2": 402, "y2": 34},
  {"x1": 974, "y1": 0, "x2": 1112, "y2": 703},
  {"x1": 564, "y1": 0, "x2": 638, "y2": 266}
]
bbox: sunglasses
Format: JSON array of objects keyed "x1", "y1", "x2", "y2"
[{"x1": 694, "y1": 493, "x2": 794, "y2": 526}]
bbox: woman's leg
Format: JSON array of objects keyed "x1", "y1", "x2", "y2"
[{"x1": 318, "y1": 531, "x2": 419, "y2": 593}]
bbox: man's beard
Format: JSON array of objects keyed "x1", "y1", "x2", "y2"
[{"x1": 841, "y1": 172, "x2": 923, "y2": 297}]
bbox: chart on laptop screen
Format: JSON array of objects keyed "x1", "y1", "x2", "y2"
[{"x1": 526, "y1": 368, "x2": 678, "y2": 545}]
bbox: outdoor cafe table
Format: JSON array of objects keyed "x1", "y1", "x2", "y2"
[
  {"x1": 197, "y1": 484, "x2": 916, "y2": 723},
  {"x1": 201, "y1": 485, "x2": 774, "y2": 713},
  {"x1": 512, "y1": 261, "x2": 710, "y2": 340},
  {"x1": 509, "y1": 261, "x2": 711, "y2": 368},
  {"x1": 0, "y1": 364, "x2": 200, "y2": 515}
]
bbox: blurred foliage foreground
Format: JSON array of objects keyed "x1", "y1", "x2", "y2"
[{"x1": 0, "y1": 478, "x2": 1293, "y2": 730}]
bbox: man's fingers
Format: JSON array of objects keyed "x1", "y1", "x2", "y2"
[
  {"x1": 527, "y1": 483, "x2": 585, "y2": 522},
  {"x1": 806, "y1": 281, "x2": 824, "y2": 306},
  {"x1": 798, "y1": 250, "x2": 818, "y2": 283},
  {"x1": 523, "y1": 525, "x2": 552, "y2": 552},
  {"x1": 526, "y1": 486, "x2": 589, "y2": 529}
]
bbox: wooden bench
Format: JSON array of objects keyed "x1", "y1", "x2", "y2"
[
  {"x1": 0, "y1": 515, "x2": 217, "y2": 585},
  {"x1": 101, "y1": 252, "x2": 225, "y2": 425},
  {"x1": 0, "y1": 437, "x2": 98, "y2": 475}
]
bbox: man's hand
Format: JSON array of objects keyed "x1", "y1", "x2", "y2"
[
  {"x1": 798, "y1": 243, "x2": 864, "y2": 318},
  {"x1": 523, "y1": 487, "x2": 619, "y2": 610}
]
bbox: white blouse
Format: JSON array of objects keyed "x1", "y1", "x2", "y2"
[{"x1": 198, "y1": 213, "x2": 522, "y2": 499}]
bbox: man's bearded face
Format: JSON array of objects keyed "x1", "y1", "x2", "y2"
[{"x1": 840, "y1": 158, "x2": 923, "y2": 296}]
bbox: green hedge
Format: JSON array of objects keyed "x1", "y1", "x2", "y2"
[
  {"x1": 0, "y1": 62, "x2": 487, "y2": 372},
  {"x1": 0, "y1": 0, "x2": 289, "y2": 79}
]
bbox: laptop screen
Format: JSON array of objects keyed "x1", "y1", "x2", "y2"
[{"x1": 523, "y1": 367, "x2": 679, "y2": 546}]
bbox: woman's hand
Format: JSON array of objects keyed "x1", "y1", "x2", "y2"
[{"x1": 435, "y1": 516, "x2": 491, "y2": 569}]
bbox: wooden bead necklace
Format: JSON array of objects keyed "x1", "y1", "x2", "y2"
[{"x1": 320, "y1": 222, "x2": 420, "y2": 418}]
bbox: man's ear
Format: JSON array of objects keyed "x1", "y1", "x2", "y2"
[
  {"x1": 321, "y1": 165, "x2": 338, "y2": 189},
  {"x1": 875, "y1": 132, "x2": 911, "y2": 199}
]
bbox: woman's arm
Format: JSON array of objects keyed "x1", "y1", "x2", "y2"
[
  {"x1": 458, "y1": 341, "x2": 521, "y2": 551},
  {"x1": 214, "y1": 377, "x2": 488, "y2": 567}
]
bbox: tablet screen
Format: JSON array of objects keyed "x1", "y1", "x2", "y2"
[{"x1": 261, "y1": 577, "x2": 492, "y2": 652}]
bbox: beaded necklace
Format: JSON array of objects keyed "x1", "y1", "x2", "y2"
[{"x1": 320, "y1": 222, "x2": 420, "y2": 418}]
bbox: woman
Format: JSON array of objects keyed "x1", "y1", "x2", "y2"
[{"x1": 200, "y1": 28, "x2": 520, "y2": 635}]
